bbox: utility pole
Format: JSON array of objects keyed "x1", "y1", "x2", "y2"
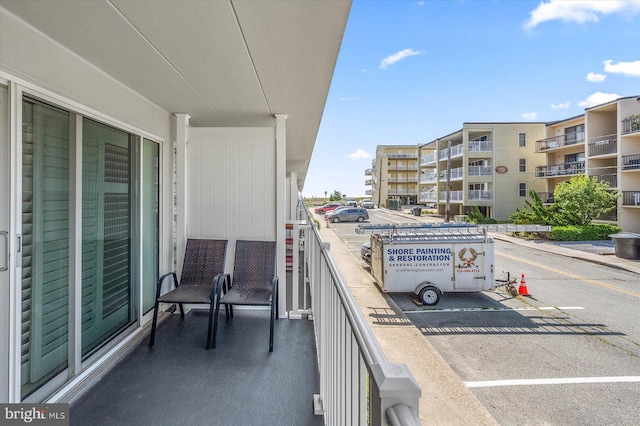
[{"x1": 445, "y1": 140, "x2": 451, "y2": 223}]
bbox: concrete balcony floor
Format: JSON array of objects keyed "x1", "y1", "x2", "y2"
[{"x1": 70, "y1": 309, "x2": 322, "y2": 426}]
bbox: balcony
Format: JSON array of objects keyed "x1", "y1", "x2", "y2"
[
  {"x1": 468, "y1": 166, "x2": 492, "y2": 177},
  {"x1": 535, "y1": 161, "x2": 585, "y2": 177},
  {"x1": 365, "y1": 189, "x2": 373, "y2": 195},
  {"x1": 420, "y1": 190, "x2": 438, "y2": 202},
  {"x1": 388, "y1": 188, "x2": 417, "y2": 195},
  {"x1": 70, "y1": 206, "x2": 422, "y2": 425},
  {"x1": 365, "y1": 179, "x2": 373, "y2": 186},
  {"x1": 590, "y1": 173, "x2": 617, "y2": 188},
  {"x1": 420, "y1": 152, "x2": 438, "y2": 165},
  {"x1": 595, "y1": 209, "x2": 618, "y2": 221},
  {"x1": 388, "y1": 163, "x2": 418, "y2": 171},
  {"x1": 468, "y1": 140, "x2": 492, "y2": 152},
  {"x1": 588, "y1": 135, "x2": 617, "y2": 157},
  {"x1": 535, "y1": 131, "x2": 585, "y2": 152},
  {"x1": 365, "y1": 168, "x2": 372, "y2": 176},
  {"x1": 420, "y1": 171, "x2": 438, "y2": 184},
  {"x1": 468, "y1": 190, "x2": 492, "y2": 201},
  {"x1": 622, "y1": 154, "x2": 640, "y2": 170},
  {"x1": 439, "y1": 144, "x2": 464, "y2": 160},
  {"x1": 388, "y1": 176, "x2": 417, "y2": 183},
  {"x1": 439, "y1": 190, "x2": 463, "y2": 202},
  {"x1": 387, "y1": 153, "x2": 417, "y2": 159},
  {"x1": 622, "y1": 191, "x2": 640, "y2": 206},
  {"x1": 537, "y1": 192, "x2": 555, "y2": 204},
  {"x1": 622, "y1": 114, "x2": 640, "y2": 134}
]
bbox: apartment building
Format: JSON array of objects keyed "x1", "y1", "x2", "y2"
[
  {"x1": 535, "y1": 95, "x2": 640, "y2": 232},
  {"x1": 368, "y1": 145, "x2": 420, "y2": 207},
  {"x1": 418, "y1": 123, "x2": 547, "y2": 221}
]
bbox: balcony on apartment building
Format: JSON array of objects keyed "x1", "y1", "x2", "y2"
[
  {"x1": 420, "y1": 190, "x2": 438, "y2": 202},
  {"x1": 468, "y1": 140, "x2": 493, "y2": 152},
  {"x1": 535, "y1": 131, "x2": 585, "y2": 152},
  {"x1": 365, "y1": 178, "x2": 373, "y2": 186},
  {"x1": 388, "y1": 163, "x2": 418, "y2": 171},
  {"x1": 468, "y1": 165, "x2": 492, "y2": 177},
  {"x1": 535, "y1": 161, "x2": 585, "y2": 177},
  {"x1": 387, "y1": 153, "x2": 418, "y2": 159},
  {"x1": 388, "y1": 175, "x2": 417, "y2": 183},
  {"x1": 439, "y1": 167, "x2": 464, "y2": 180},
  {"x1": 420, "y1": 171, "x2": 438, "y2": 184},
  {"x1": 420, "y1": 152, "x2": 438, "y2": 165},
  {"x1": 365, "y1": 189, "x2": 373, "y2": 195},
  {"x1": 595, "y1": 209, "x2": 619, "y2": 222},
  {"x1": 389, "y1": 188, "x2": 417, "y2": 195},
  {"x1": 622, "y1": 154, "x2": 640, "y2": 170},
  {"x1": 468, "y1": 190, "x2": 492, "y2": 201},
  {"x1": 622, "y1": 191, "x2": 640, "y2": 207},
  {"x1": 622, "y1": 114, "x2": 640, "y2": 134},
  {"x1": 439, "y1": 190, "x2": 463, "y2": 202},
  {"x1": 365, "y1": 168, "x2": 372, "y2": 176},
  {"x1": 590, "y1": 173, "x2": 618, "y2": 188},
  {"x1": 70, "y1": 206, "x2": 421, "y2": 425},
  {"x1": 588, "y1": 134, "x2": 617, "y2": 157},
  {"x1": 537, "y1": 192, "x2": 555, "y2": 204},
  {"x1": 438, "y1": 144, "x2": 464, "y2": 160}
]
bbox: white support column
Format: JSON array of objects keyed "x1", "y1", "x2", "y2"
[
  {"x1": 274, "y1": 114, "x2": 287, "y2": 318},
  {"x1": 289, "y1": 171, "x2": 298, "y2": 220},
  {"x1": 174, "y1": 113, "x2": 190, "y2": 278}
]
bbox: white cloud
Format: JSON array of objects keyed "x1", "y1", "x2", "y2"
[
  {"x1": 346, "y1": 148, "x2": 371, "y2": 161},
  {"x1": 551, "y1": 101, "x2": 571, "y2": 109},
  {"x1": 379, "y1": 48, "x2": 423, "y2": 70},
  {"x1": 586, "y1": 72, "x2": 606, "y2": 82},
  {"x1": 578, "y1": 92, "x2": 621, "y2": 108},
  {"x1": 340, "y1": 96, "x2": 359, "y2": 102},
  {"x1": 522, "y1": 112, "x2": 538, "y2": 120},
  {"x1": 603, "y1": 59, "x2": 640, "y2": 77},
  {"x1": 523, "y1": 1, "x2": 640, "y2": 30}
]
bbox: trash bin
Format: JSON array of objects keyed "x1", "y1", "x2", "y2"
[
  {"x1": 609, "y1": 233, "x2": 640, "y2": 260},
  {"x1": 388, "y1": 199, "x2": 400, "y2": 211},
  {"x1": 412, "y1": 207, "x2": 422, "y2": 216}
]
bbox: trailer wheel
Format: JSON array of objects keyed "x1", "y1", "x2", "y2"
[{"x1": 419, "y1": 286, "x2": 440, "y2": 306}]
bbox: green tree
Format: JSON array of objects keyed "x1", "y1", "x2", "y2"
[
  {"x1": 509, "y1": 190, "x2": 559, "y2": 225},
  {"x1": 553, "y1": 175, "x2": 619, "y2": 225},
  {"x1": 329, "y1": 190, "x2": 343, "y2": 201}
]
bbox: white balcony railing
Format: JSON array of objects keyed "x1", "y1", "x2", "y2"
[
  {"x1": 468, "y1": 166, "x2": 492, "y2": 176},
  {"x1": 420, "y1": 152, "x2": 437, "y2": 165},
  {"x1": 468, "y1": 140, "x2": 493, "y2": 152},
  {"x1": 300, "y1": 205, "x2": 421, "y2": 425},
  {"x1": 365, "y1": 189, "x2": 373, "y2": 195},
  {"x1": 420, "y1": 171, "x2": 438, "y2": 184},
  {"x1": 438, "y1": 144, "x2": 464, "y2": 160},
  {"x1": 439, "y1": 190, "x2": 463, "y2": 202},
  {"x1": 468, "y1": 190, "x2": 492, "y2": 201},
  {"x1": 420, "y1": 191, "x2": 438, "y2": 202}
]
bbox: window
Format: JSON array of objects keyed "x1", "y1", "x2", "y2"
[
  {"x1": 519, "y1": 158, "x2": 527, "y2": 173},
  {"x1": 518, "y1": 133, "x2": 526, "y2": 147},
  {"x1": 518, "y1": 182, "x2": 527, "y2": 197}
]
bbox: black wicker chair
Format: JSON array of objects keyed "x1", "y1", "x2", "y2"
[
  {"x1": 212, "y1": 240, "x2": 278, "y2": 352},
  {"x1": 149, "y1": 239, "x2": 228, "y2": 349}
]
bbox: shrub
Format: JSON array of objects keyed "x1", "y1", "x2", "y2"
[
  {"x1": 548, "y1": 224, "x2": 621, "y2": 241},
  {"x1": 468, "y1": 206, "x2": 497, "y2": 224}
]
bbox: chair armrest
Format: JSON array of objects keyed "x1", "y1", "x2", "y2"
[
  {"x1": 156, "y1": 272, "x2": 178, "y2": 299},
  {"x1": 271, "y1": 276, "x2": 279, "y2": 293},
  {"x1": 213, "y1": 273, "x2": 231, "y2": 299}
]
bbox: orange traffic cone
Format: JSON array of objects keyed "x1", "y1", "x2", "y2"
[{"x1": 518, "y1": 273, "x2": 530, "y2": 296}]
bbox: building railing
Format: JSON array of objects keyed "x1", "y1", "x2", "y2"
[
  {"x1": 439, "y1": 144, "x2": 464, "y2": 160},
  {"x1": 535, "y1": 161, "x2": 585, "y2": 177},
  {"x1": 387, "y1": 153, "x2": 417, "y2": 159},
  {"x1": 622, "y1": 191, "x2": 640, "y2": 206},
  {"x1": 537, "y1": 192, "x2": 554, "y2": 204},
  {"x1": 365, "y1": 168, "x2": 372, "y2": 176},
  {"x1": 439, "y1": 167, "x2": 464, "y2": 180},
  {"x1": 300, "y1": 205, "x2": 421, "y2": 425},
  {"x1": 419, "y1": 191, "x2": 438, "y2": 202},
  {"x1": 622, "y1": 154, "x2": 640, "y2": 170},
  {"x1": 595, "y1": 209, "x2": 618, "y2": 221},
  {"x1": 420, "y1": 153, "x2": 437, "y2": 165},
  {"x1": 590, "y1": 173, "x2": 617, "y2": 188},
  {"x1": 388, "y1": 176, "x2": 417, "y2": 183},
  {"x1": 388, "y1": 188, "x2": 417, "y2": 195},
  {"x1": 468, "y1": 166, "x2": 492, "y2": 176},
  {"x1": 468, "y1": 140, "x2": 492, "y2": 152},
  {"x1": 535, "y1": 131, "x2": 585, "y2": 152},
  {"x1": 588, "y1": 135, "x2": 617, "y2": 157},
  {"x1": 365, "y1": 189, "x2": 373, "y2": 195},
  {"x1": 622, "y1": 115, "x2": 640, "y2": 134},
  {"x1": 389, "y1": 164, "x2": 418, "y2": 171},
  {"x1": 439, "y1": 190, "x2": 463, "y2": 202},
  {"x1": 365, "y1": 179, "x2": 373, "y2": 186},
  {"x1": 468, "y1": 190, "x2": 492, "y2": 201},
  {"x1": 420, "y1": 172, "x2": 437, "y2": 184}
]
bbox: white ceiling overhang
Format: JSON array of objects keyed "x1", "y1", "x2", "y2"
[{"x1": 1, "y1": 0, "x2": 351, "y2": 187}]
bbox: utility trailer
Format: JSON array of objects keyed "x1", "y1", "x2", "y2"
[{"x1": 357, "y1": 223, "x2": 551, "y2": 305}]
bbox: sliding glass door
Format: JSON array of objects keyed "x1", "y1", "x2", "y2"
[
  {"x1": 21, "y1": 98, "x2": 70, "y2": 398},
  {"x1": 17, "y1": 95, "x2": 161, "y2": 400}
]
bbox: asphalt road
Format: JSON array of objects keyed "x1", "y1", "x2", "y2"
[{"x1": 324, "y1": 208, "x2": 640, "y2": 425}]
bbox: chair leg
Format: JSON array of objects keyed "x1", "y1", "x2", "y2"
[
  {"x1": 149, "y1": 299, "x2": 160, "y2": 347},
  {"x1": 269, "y1": 302, "x2": 275, "y2": 352},
  {"x1": 212, "y1": 300, "x2": 221, "y2": 349},
  {"x1": 179, "y1": 303, "x2": 185, "y2": 318},
  {"x1": 206, "y1": 301, "x2": 215, "y2": 350}
]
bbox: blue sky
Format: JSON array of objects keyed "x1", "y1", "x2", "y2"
[{"x1": 302, "y1": 0, "x2": 640, "y2": 198}]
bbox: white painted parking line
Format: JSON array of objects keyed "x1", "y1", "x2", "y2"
[
  {"x1": 465, "y1": 376, "x2": 640, "y2": 388},
  {"x1": 403, "y1": 306, "x2": 585, "y2": 314}
]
